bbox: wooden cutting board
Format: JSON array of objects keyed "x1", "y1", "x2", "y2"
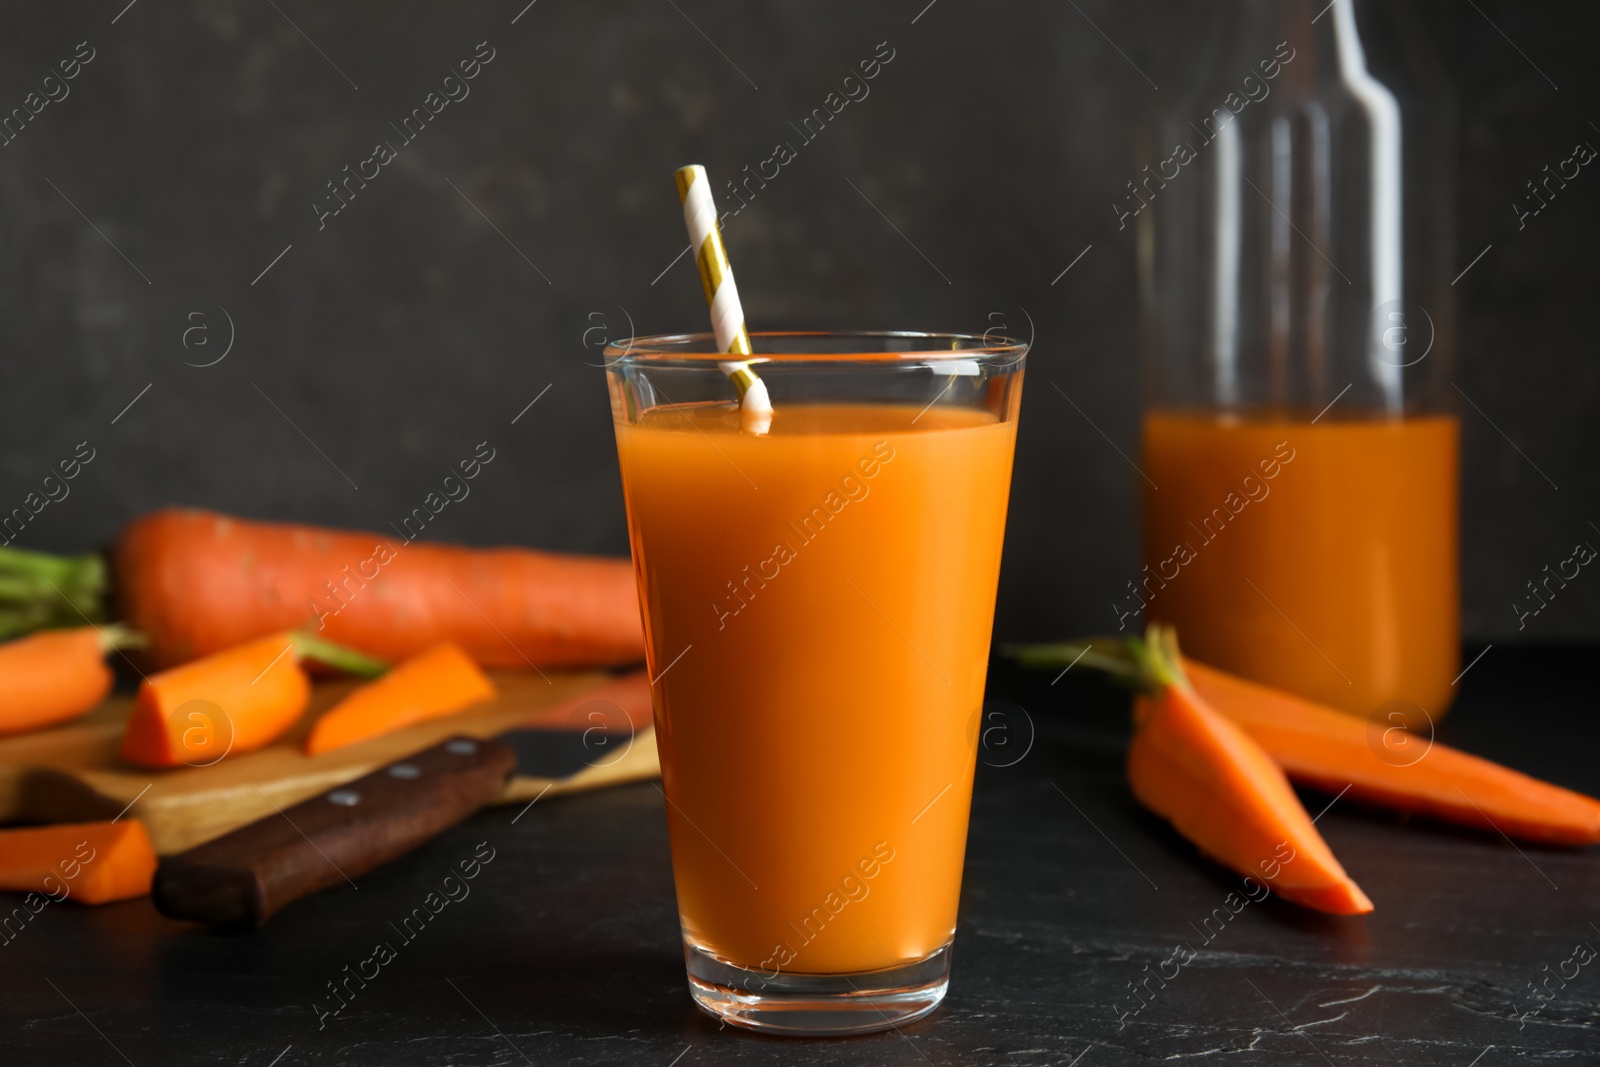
[{"x1": 0, "y1": 671, "x2": 659, "y2": 855}]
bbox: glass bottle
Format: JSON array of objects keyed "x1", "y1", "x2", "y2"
[{"x1": 1134, "y1": 0, "x2": 1458, "y2": 719}]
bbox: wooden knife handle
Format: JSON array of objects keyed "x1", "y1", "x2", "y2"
[{"x1": 153, "y1": 736, "x2": 515, "y2": 928}]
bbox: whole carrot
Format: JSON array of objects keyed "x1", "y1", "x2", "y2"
[
  {"x1": 1009, "y1": 637, "x2": 1600, "y2": 847},
  {"x1": 1125, "y1": 626, "x2": 1373, "y2": 915},
  {"x1": 114, "y1": 509, "x2": 644, "y2": 669},
  {"x1": 306, "y1": 642, "x2": 497, "y2": 755},
  {"x1": 1184, "y1": 660, "x2": 1600, "y2": 847},
  {"x1": 0, "y1": 625, "x2": 141, "y2": 735},
  {"x1": 121, "y1": 631, "x2": 385, "y2": 768}
]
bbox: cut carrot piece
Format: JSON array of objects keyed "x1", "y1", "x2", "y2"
[
  {"x1": 120, "y1": 633, "x2": 305, "y2": 768},
  {"x1": 1125, "y1": 627, "x2": 1373, "y2": 915},
  {"x1": 0, "y1": 820, "x2": 157, "y2": 904},
  {"x1": 305, "y1": 642, "x2": 497, "y2": 755},
  {"x1": 1185, "y1": 659, "x2": 1600, "y2": 847},
  {"x1": 120, "y1": 631, "x2": 386, "y2": 767},
  {"x1": 0, "y1": 627, "x2": 132, "y2": 735}
]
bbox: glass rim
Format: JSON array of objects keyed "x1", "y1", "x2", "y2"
[{"x1": 603, "y1": 330, "x2": 1028, "y2": 364}]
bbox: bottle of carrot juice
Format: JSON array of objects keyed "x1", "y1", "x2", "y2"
[{"x1": 1133, "y1": 1, "x2": 1459, "y2": 718}]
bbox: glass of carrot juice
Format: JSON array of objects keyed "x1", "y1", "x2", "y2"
[{"x1": 605, "y1": 331, "x2": 1025, "y2": 1035}]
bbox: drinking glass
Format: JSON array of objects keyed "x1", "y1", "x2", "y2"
[{"x1": 605, "y1": 331, "x2": 1025, "y2": 1035}]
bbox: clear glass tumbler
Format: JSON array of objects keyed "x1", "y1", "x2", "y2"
[{"x1": 604, "y1": 331, "x2": 1025, "y2": 1035}]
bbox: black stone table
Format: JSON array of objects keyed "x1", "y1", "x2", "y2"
[{"x1": 5, "y1": 647, "x2": 1598, "y2": 1065}]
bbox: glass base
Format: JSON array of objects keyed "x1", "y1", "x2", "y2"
[{"x1": 683, "y1": 937, "x2": 951, "y2": 1036}]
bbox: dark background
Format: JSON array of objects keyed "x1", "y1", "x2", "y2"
[{"x1": 0, "y1": 0, "x2": 1595, "y2": 644}]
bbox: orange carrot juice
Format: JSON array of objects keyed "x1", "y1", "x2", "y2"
[
  {"x1": 1141, "y1": 411, "x2": 1459, "y2": 717},
  {"x1": 615, "y1": 402, "x2": 1017, "y2": 976}
]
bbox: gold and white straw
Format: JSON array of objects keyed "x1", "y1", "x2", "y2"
[{"x1": 675, "y1": 164, "x2": 772, "y2": 435}]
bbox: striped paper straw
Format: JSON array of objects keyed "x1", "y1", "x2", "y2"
[{"x1": 675, "y1": 164, "x2": 772, "y2": 434}]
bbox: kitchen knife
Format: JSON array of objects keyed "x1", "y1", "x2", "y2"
[{"x1": 152, "y1": 679, "x2": 653, "y2": 929}]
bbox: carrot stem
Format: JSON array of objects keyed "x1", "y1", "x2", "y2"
[
  {"x1": 1002, "y1": 638, "x2": 1144, "y2": 686},
  {"x1": 0, "y1": 545, "x2": 107, "y2": 637},
  {"x1": 95, "y1": 623, "x2": 148, "y2": 654},
  {"x1": 0, "y1": 575, "x2": 56, "y2": 600},
  {"x1": 290, "y1": 632, "x2": 389, "y2": 679},
  {"x1": 1005, "y1": 629, "x2": 1193, "y2": 694}
]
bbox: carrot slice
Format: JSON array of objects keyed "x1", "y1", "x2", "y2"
[
  {"x1": 119, "y1": 632, "x2": 383, "y2": 767},
  {"x1": 0, "y1": 626, "x2": 134, "y2": 735},
  {"x1": 305, "y1": 642, "x2": 496, "y2": 755},
  {"x1": 120, "y1": 632, "x2": 309, "y2": 767},
  {"x1": 0, "y1": 820, "x2": 157, "y2": 904},
  {"x1": 1185, "y1": 659, "x2": 1600, "y2": 847},
  {"x1": 1124, "y1": 627, "x2": 1373, "y2": 915}
]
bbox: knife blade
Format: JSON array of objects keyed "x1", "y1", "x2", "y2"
[{"x1": 152, "y1": 672, "x2": 652, "y2": 929}]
